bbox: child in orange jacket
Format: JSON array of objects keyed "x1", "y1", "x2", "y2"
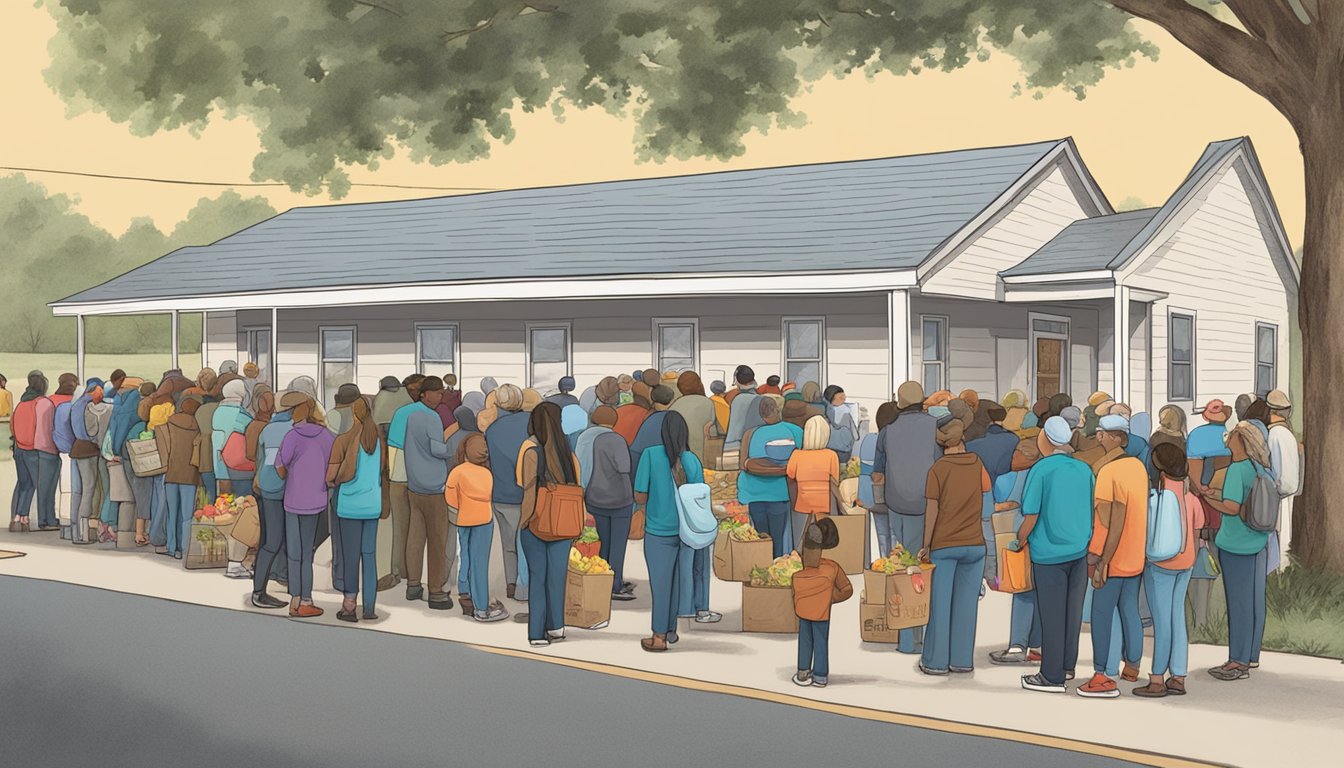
[{"x1": 792, "y1": 517, "x2": 853, "y2": 688}]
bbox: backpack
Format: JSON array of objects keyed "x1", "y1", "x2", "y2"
[
  {"x1": 671, "y1": 453, "x2": 717, "y2": 549},
  {"x1": 1241, "y1": 462, "x2": 1280, "y2": 533},
  {"x1": 529, "y1": 446, "x2": 586, "y2": 542},
  {"x1": 1146, "y1": 484, "x2": 1184, "y2": 561}
]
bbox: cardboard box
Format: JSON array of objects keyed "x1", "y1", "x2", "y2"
[
  {"x1": 712, "y1": 529, "x2": 774, "y2": 582},
  {"x1": 859, "y1": 593, "x2": 901, "y2": 643},
  {"x1": 741, "y1": 584, "x2": 798, "y2": 633},
  {"x1": 864, "y1": 563, "x2": 935, "y2": 630},
  {"x1": 564, "y1": 569, "x2": 614, "y2": 629},
  {"x1": 991, "y1": 510, "x2": 1018, "y2": 536},
  {"x1": 229, "y1": 503, "x2": 262, "y2": 549},
  {"x1": 995, "y1": 532, "x2": 1033, "y2": 594},
  {"x1": 825, "y1": 508, "x2": 869, "y2": 575}
]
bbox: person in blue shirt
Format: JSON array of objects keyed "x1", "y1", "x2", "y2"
[
  {"x1": 250, "y1": 391, "x2": 294, "y2": 608},
  {"x1": 1016, "y1": 417, "x2": 1095, "y2": 694},
  {"x1": 1187, "y1": 399, "x2": 1232, "y2": 490},
  {"x1": 635, "y1": 410, "x2": 704, "y2": 653},
  {"x1": 385, "y1": 374, "x2": 425, "y2": 595},
  {"x1": 738, "y1": 397, "x2": 803, "y2": 558},
  {"x1": 328, "y1": 397, "x2": 385, "y2": 623},
  {"x1": 484, "y1": 384, "x2": 532, "y2": 602},
  {"x1": 968, "y1": 402, "x2": 1019, "y2": 590}
]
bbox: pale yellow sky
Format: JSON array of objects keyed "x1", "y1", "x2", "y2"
[{"x1": 0, "y1": 3, "x2": 1304, "y2": 247}]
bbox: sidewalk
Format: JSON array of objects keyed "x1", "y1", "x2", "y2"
[{"x1": 1, "y1": 524, "x2": 1339, "y2": 768}]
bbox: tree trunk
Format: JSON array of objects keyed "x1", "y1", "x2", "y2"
[{"x1": 1293, "y1": 108, "x2": 1344, "y2": 574}]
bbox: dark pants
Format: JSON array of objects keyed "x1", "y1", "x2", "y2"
[
  {"x1": 35, "y1": 451, "x2": 61, "y2": 527},
  {"x1": 254, "y1": 497, "x2": 287, "y2": 594},
  {"x1": 1090, "y1": 573, "x2": 1143, "y2": 673},
  {"x1": 749, "y1": 500, "x2": 791, "y2": 559},
  {"x1": 520, "y1": 528, "x2": 570, "y2": 641},
  {"x1": 590, "y1": 505, "x2": 633, "y2": 591},
  {"x1": 285, "y1": 512, "x2": 320, "y2": 601},
  {"x1": 1033, "y1": 556, "x2": 1088, "y2": 686},
  {"x1": 327, "y1": 488, "x2": 344, "y2": 593},
  {"x1": 11, "y1": 448, "x2": 37, "y2": 520},
  {"x1": 200, "y1": 472, "x2": 217, "y2": 502},
  {"x1": 644, "y1": 533, "x2": 681, "y2": 635},
  {"x1": 339, "y1": 517, "x2": 378, "y2": 614},
  {"x1": 798, "y1": 618, "x2": 831, "y2": 679},
  {"x1": 1221, "y1": 550, "x2": 1267, "y2": 665},
  {"x1": 165, "y1": 482, "x2": 196, "y2": 556}
]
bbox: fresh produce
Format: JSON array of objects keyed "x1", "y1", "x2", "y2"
[
  {"x1": 729, "y1": 525, "x2": 763, "y2": 542},
  {"x1": 578, "y1": 526, "x2": 600, "y2": 544},
  {"x1": 574, "y1": 526, "x2": 602, "y2": 557},
  {"x1": 871, "y1": 543, "x2": 921, "y2": 574},
  {"x1": 138, "y1": 431, "x2": 154, "y2": 440},
  {"x1": 749, "y1": 551, "x2": 803, "y2": 587},
  {"x1": 194, "y1": 493, "x2": 256, "y2": 524},
  {"x1": 718, "y1": 508, "x2": 750, "y2": 531},
  {"x1": 568, "y1": 547, "x2": 613, "y2": 575},
  {"x1": 840, "y1": 457, "x2": 861, "y2": 480}
]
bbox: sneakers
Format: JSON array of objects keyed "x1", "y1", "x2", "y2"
[
  {"x1": 225, "y1": 562, "x2": 254, "y2": 579},
  {"x1": 530, "y1": 638, "x2": 551, "y2": 648},
  {"x1": 1021, "y1": 673, "x2": 1066, "y2": 694},
  {"x1": 666, "y1": 630, "x2": 679, "y2": 645},
  {"x1": 611, "y1": 591, "x2": 637, "y2": 602},
  {"x1": 950, "y1": 666, "x2": 973, "y2": 674},
  {"x1": 546, "y1": 628, "x2": 566, "y2": 641},
  {"x1": 694, "y1": 610, "x2": 723, "y2": 624},
  {"x1": 1077, "y1": 673, "x2": 1120, "y2": 698},
  {"x1": 1028, "y1": 649, "x2": 1042, "y2": 663},
  {"x1": 618, "y1": 581, "x2": 635, "y2": 595},
  {"x1": 474, "y1": 606, "x2": 510, "y2": 623},
  {"x1": 251, "y1": 591, "x2": 288, "y2": 609},
  {"x1": 812, "y1": 676, "x2": 828, "y2": 688},
  {"x1": 1209, "y1": 662, "x2": 1250, "y2": 681},
  {"x1": 792, "y1": 671, "x2": 813, "y2": 687},
  {"x1": 918, "y1": 662, "x2": 949, "y2": 677},
  {"x1": 428, "y1": 594, "x2": 454, "y2": 611},
  {"x1": 989, "y1": 647, "x2": 1029, "y2": 665}
]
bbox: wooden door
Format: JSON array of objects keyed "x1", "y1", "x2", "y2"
[{"x1": 1036, "y1": 338, "x2": 1063, "y2": 400}]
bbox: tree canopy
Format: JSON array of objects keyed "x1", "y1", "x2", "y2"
[{"x1": 41, "y1": 0, "x2": 1156, "y2": 195}]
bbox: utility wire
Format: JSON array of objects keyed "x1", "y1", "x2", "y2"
[{"x1": 0, "y1": 164, "x2": 497, "y2": 192}]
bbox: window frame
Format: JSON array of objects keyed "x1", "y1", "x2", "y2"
[
  {"x1": 651, "y1": 317, "x2": 700, "y2": 375},
  {"x1": 780, "y1": 316, "x2": 826, "y2": 390},
  {"x1": 1167, "y1": 309, "x2": 1197, "y2": 404},
  {"x1": 318, "y1": 325, "x2": 357, "y2": 407},
  {"x1": 1254, "y1": 321, "x2": 1278, "y2": 397},
  {"x1": 414, "y1": 322, "x2": 461, "y2": 377},
  {"x1": 243, "y1": 326, "x2": 274, "y2": 387},
  {"x1": 524, "y1": 321, "x2": 573, "y2": 389},
  {"x1": 919, "y1": 314, "x2": 950, "y2": 394}
]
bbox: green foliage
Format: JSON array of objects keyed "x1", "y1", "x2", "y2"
[
  {"x1": 0, "y1": 174, "x2": 276, "y2": 354},
  {"x1": 1191, "y1": 562, "x2": 1344, "y2": 659},
  {"x1": 39, "y1": 0, "x2": 1157, "y2": 195}
]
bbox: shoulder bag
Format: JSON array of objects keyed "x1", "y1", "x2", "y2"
[{"x1": 529, "y1": 446, "x2": 586, "y2": 541}]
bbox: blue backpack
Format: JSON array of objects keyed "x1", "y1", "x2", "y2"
[
  {"x1": 672, "y1": 453, "x2": 717, "y2": 549},
  {"x1": 1146, "y1": 484, "x2": 1185, "y2": 561}
]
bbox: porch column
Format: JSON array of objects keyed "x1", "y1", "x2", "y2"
[
  {"x1": 270, "y1": 307, "x2": 279, "y2": 389},
  {"x1": 75, "y1": 314, "x2": 85, "y2": 383},
  {"x1": 1113, "y1": 285, "x2": 1130, "y2": 404},
  {"x1": 170, "y1": 310, "x2": 180, "y2": 371},
  {"x1": 887, "y1": 289, "x2": 911, "y2": 398}
]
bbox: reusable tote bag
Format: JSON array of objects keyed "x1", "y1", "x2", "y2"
[{"x1": 672, "y1": 454, "x2": 717, "y2": 549}]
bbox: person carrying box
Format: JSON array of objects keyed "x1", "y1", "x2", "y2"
[{"x1": 791, "y1": 517, "x2": 853, "y2": 688}]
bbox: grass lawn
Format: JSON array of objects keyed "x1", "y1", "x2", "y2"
[{"x1": 1193, "y1": 560, "x2": 1344, "y2": 659}]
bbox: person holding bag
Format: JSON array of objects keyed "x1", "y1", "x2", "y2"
[
  {"x1": 669, "y1": 412, "x2": 720, "y2": 625},
  {"x1": 791, "y1": 517, "x2": 853, "y2": 688},
  {"x1": 518, "y1": 402, "x2": 583, "y2": 647},
  {"x1": 275, "y1": 393, "x2": 335, "y2": 618},
  {"x1": 327, "y1": 397, "x2": 385, "y2": 623},
  {"x1": 578, "y1": 405, "x2": 637, "y2": 601},
  {"x1": 786, "y1": 415, "x2": 848, "y2": 552}
]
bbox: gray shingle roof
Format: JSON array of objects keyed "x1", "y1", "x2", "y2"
[
  {"x1": 56, "y1": 140, "x2": 1066, "y2": 306},
  {"x1": 1000, "y1": 208, "x2": 1159, "y2": 277}
]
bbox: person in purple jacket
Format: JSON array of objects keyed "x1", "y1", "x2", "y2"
[{"x1": 275, "y1": 392, "x2": 336, "y2": 618}]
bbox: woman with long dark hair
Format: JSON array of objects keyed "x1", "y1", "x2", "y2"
[
  {"x1": 328, "y1": 397, "x2": 384, "y2": 622},
  {"x1": 518, "y1": 401, "x2": 581, "y2": 646}
]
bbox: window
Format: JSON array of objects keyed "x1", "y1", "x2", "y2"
[
  {"x1": 416, "y1": 324, "x2": 459, "y2": 376},
  {"x1": 1255, "y1": 322, "x2": 1277, "y2": 397},
  {"x1": 527, "y1": 323, "x2": 571, "y2": 389},
  {"x1": 653, "y1": 319, "x2": 698, "y2": 375},
  {"x1": 319, "y1": 327, "x2": 356, "y2": 410},
  {"x1": 921, "y1": 315, "x2": 948, "y2": 394},
  {"x1": 1168, "y1": 311, "x2": 1195, "y2": 402},
  {"x1": 245, "y1": 327, "x2": 272, "y2": 387},
  {"x1": 782, "y1": 317, "x2": 825, "y2": 389}
]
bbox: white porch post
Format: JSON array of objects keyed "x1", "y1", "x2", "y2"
[
  {"x1": 1113, "y1": 285, "x2": 1130, "y2": 404},
  {"x1": 270, "y1": 307, "x2": 279, "y2": 389},
  {"x1": 75, "y1": 315, "x2": 85, "y2": 383},
  {"x1": 887, "y1": 289, "x2": 911, "y2": 398},
  {"x1": 170, "y1": 310, "x2": 179, "y2": 371},
  {"x1": 200, "y1": 311, "x2": 209, "y2": 369}
]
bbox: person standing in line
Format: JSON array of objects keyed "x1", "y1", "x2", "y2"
[
  {"x1": 275, "y1": 393, "x2": 335, "y2": 618},
  {"x1": 628, "y1": 385, "x2": 675, "y2": 465},
  {"x1": 446, "y1": 434, "x2": 509, "y2": 622},
  {"x1": 739, "y1": 397, "x2": 804, "y2": 559},
  {"x1": 667, "y1": 412, "x2": 721, "y2": 625},
  {"x1": 1134, "y1": 443, "x2": 1204, "y2": 698},
  {"x1": 386, "y1": 374, "x2": 426, "y2": 592},
  {"x1": 1077, "y1": 414, "x2": 1150, "y2": 698},
  {"x1": 50, "y1": 374, "x2": 79, "y2": 539},
  {"x1": 402, "y1": 376, "x2": 457, "y2": 610},
  {"x1": 324, "y1": 383, "x2": 364, "y2": 595},
  {"x1": 327, "y1": 396, "x2": 385, "y2": 622},
  {"x1": 579, "y1": 405, "x2": 637, "y2": 600},
  {"x1": 791, "y1": 517, "x2": 852, "y2": 688},
  {"x1": 29, "y1": 372, "x2": 63, "y2": 532},
  {"x1": 0, "y1": 373, "x2": 11, "y2": 421},
  {"x1": 1185, "y1": 399, "x2": 1232, "y2": 631},
  {"x1": 822, "y1": 385, "x2": 858, "y2": 464},
  {"x1": 518, "y1": 402, "x2": 582, "y2": 646},
  {"x1": 372, "y1": 375, "x2": 411, "y2": 591},
  {"x1": 861, "y1": 402, "x2": 898, "y2": 556},
  {"x1": 873, "y1": 380, "x2": 942, "y2": 654},
  {"x1": 250, "y1": 389, "x2": 297, "y2": 608},
  {"x1": 1018, "y1": 417, "x2": 1095, "y2": 694},
  {"x1": 708, "y1": 380, "x2": 730, "y2": 435},
  {"x1": 612, "y1": 382, "x2": 651, "y2": 446},
  {"x1": 785, "y1": 415, "x2": 846, "y2": 553},
  {"x1": 1265, "y1": 390, "x2": 1300, "y2": 575},
  {"x1": 1149, "y1": 405, "x2": 1188, "y2": 454},
  {"x1": 155, "y1": 398, "x2": 202, "y2": 560},
  {"x1": 211, "y1": 379, "x2": 249, "y2": 496},
  {"x1": 918, "y1": 411, "x2": 990, "y2": 676},
  {"x1": 9, "y1": 372, "x2": 48, "y2": 532},
  {"x1": 435, "y1": 374, "x2": 463, "y2": 429},
  {"x1": 73, "y1": 383, "x2": 111, "y2": 545},
  {"x1": 968, "y1": 401, "x2": 1018, "y2": 588},
  {"x1": 485, "y1": 384, "x2": 531, "y2": 603},
  {"x1": 987, "y1": 436, "x2": 1045, "y2": 665},
  {"x1": 668, "y1": 371, "x2": 717, "y2": 464},
  {"x1": 444, "y1": 404, "x2": 481, "y2": 609},
  {"x1": 545, "y1": 376, "x2": 580, "y2": 408},
  {"x1": 194, "y1": 370, "x2": 221, "y2": 500},
  {"x1": 723, "y1": 365, "x2": 761, "y2": 454}
]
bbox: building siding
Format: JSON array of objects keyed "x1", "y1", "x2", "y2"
[{"x1": 203, "y1": 311, "x2": 237, "y2": 371}]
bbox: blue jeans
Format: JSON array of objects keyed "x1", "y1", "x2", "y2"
[
  {"x1": 798, "y1": 618, "x2": 831, "y2": 679},
  {"x1": 1008, "y1": 590, "x2": 1042, "y2": 650},
  {"x1": 149, "y1": 474, "x2": 168, "y2": 547},
  {"x1": 922, "y1": 545, "x2": 986, "y2": 671},
  {"x1": 591, "y1": 505, "x2": 633, "y2": 590},
  {"x1": 35, "y1": 451, "x2": 60, "y2": 527},
  {"x1": 677, "y1": 541, "x2": 712, "y2": 616},
  {"x1": 644, "y1": 534, "x2": 682, "y2": 635},
  {"x1": 285, "y1": 512, "x2": 320, "y2": 601},
  {"x1": 1144, "y1": 563, "x2": 1192, "y2": 676},
  {"x1": 165, "y1": 482, "x2": 195, "y2": 556},
  {"x1": 200, "y1": 472, "x2": 217, "y2": 502},
  {"x1": 458, "y1": 520, "x2": 494, "y2": 610},
  {"x1": 1033, "y1": 556, "x2": 1088, "y2": 685},
  {"x1": 1252, "y1": 545, "x2": 1268, "y2": 664},
  {"x1": 872, "y1": 510, "x2": 892, "y2": 558},
  {"x1": 1091, "y1": 573, "x2": 1143, "y2": 673},
  {"x1": 748, "y1": 500, "x2": 791, "y2": 559},
  {"x1": 254, "y1": 497, "x2": 287, "y2": 594},
  {"x1": 1081, "y1": 581, "x2": 1121, "y2": 675},
  {"x1": 339, "y1": 517, "x2": 378, "y2": 614},
  {"x1": 11, "y1": 448, "x2": 37, "y2": 520},
  {"x1": 889, "y1": 513, "x2": 926, "y2": 653},
  {"x1": 1220, "y1": 550, "x2": 1266, "y2": 665},
  {"x1": 519, "y1": 528, "x2": 570, "y2": 641},
  {"x1": 515, "y1": 527, "x2": 530, "y2": 602}
]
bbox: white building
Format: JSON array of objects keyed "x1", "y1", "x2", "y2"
[{"x1": 52, "y1": 137, "x2": 1298, "y2": 417}]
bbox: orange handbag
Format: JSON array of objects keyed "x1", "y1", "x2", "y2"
[
  {"x1": 527, "y1": 448, "x2": 585, "y2": 542},
  {"x1": 628, "y1": 509, "x2": 646, "y2": 541}
]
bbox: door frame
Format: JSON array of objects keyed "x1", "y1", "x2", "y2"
[
  {"x1": 243, "y1": 326, "x2": 274, "y2": 387},
  {"x1": 1028, "y1": 311, "x2": 1071, "y2": 401}
]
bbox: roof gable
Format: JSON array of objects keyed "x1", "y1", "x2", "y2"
[{"x1": 1000, "y1": 208, "x2": 1159, "y2": 278}]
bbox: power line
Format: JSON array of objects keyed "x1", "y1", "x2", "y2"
[{"x1": 0, "y1": 164, "x2": 498, "y2": 192}]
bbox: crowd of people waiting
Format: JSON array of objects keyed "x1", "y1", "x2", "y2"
[{"x1": 3, "y1": 361, "x2": 1300, "y2": 697}]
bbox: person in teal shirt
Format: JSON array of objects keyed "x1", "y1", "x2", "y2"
[
  {"x1": 634, "y1": 412, "x2": 704, "y2": 653},
  {"x1": 332, "y1": 398, "x2": 384, "y2": 623},
  {"x1": 737, "y1": 398, "x2": 803, "y2": 557},
  {"x1": 1201, "y1": 421, "x2": 1272, "y2": 680}
]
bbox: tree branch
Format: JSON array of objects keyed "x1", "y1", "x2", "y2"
[
  {"x1": 352, "y1": 0, "x2": 405, "y2": 18},
  {"x1": 442, "y1": 11, "x2": 498, "y2": 44}
]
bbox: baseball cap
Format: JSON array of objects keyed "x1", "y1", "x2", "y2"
[
  {"x1": 1043, "y1": 416, "x2": 1073, "y2": 447},
  {"x1": 1098, "y1": 414, "x2": 1131, "y2": 433}
]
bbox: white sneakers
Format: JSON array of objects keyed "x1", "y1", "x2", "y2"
[{"x1": 224, "y1": 562, "x2": 255, "y2": 579}]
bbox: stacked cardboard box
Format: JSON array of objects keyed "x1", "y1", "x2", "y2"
[
  {"x1": 712, "y1": 530, "x2": 774, "y2": 582},
  {"x1": 860, "y1": 564, "x2": 935, "y2": 635},
  {"x1": 565, "y1": 569, "x2": 614, "y2": 629},
  {"x1": 741, "y1": 584, "x2": 798, "y2": 633}
]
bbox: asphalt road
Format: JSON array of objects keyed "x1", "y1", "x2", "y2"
[{"x1": 0, "y1": 575, "x2": 1147, "y2": 768}]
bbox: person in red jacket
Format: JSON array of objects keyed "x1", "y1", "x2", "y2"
[
  {"x1": 791, "y1": 517, "x2": 854, "y2": 688},
  {"x1": 10, "y1": 371, "x2": 52, "y2": 532}
]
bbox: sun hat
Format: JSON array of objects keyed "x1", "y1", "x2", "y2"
[
  {"x1": 1043, "y1": 416, "x2": 1072, "y2": 447},
  {"x1": 1195, "y1": 399, "x2": 1230, "y2": 423},
  {"x1": 278, "y1": 391, "x2": 313, "y2": 411},
  {"x1": 1098, "y1": 414, "x2": 1130, "y2": 433},
  {"x1": 1087, "y1": 391, "x2": 1113, "y2": 408},
  {"x1": 334, "y1": 383, "x2": 362, "y2": 405}
]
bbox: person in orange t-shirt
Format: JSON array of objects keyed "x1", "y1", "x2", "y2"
[
  {"x1": 791, "y1": 517, "x2": 853, "y2": 688},
  {"x1": 446, "y1": 433, "x2": 508, "y2": 623},
  {"x1": 785, "y1": 415, "x2": 847, "y2": 551},
  {"x1": 1078, "y1": 414, "x2": 1149, "y2": 699}
]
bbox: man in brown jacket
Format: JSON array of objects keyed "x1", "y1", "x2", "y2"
[{"x1": 156, "y1": 399, "x2": 203, "y2": 559}]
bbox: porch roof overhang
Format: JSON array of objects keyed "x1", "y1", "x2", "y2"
[
  {"x1": 1000, "y1": 270, "x2": 1114, "y2": 303},
  {"x1": 49, "y1": 268, "x2": 921, "y2": 317}
]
